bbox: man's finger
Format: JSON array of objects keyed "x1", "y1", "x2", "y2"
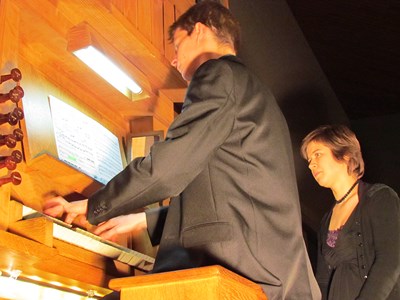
[
  {"x1": 65, "y1": 213, "x2": 77, "y2": 224},
  {"x1": 43, "y1": 205, "x2": 64, "y2": 217}
]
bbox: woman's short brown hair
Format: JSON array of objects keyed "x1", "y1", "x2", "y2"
[{"x1": 300, "y1": 124, "x2": 365, "y2": 177}]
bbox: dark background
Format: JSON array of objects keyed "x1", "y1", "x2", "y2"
[{"x1": 226, "y1": 0, "x2": 399, "y2": 267}]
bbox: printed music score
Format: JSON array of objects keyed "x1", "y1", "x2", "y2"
[{"x1": 49, "y1": 95, "x2": 123, "y2": 184}]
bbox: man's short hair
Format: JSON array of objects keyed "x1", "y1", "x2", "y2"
[{"x1": 168, "y1": 1, "x2": 241, "y2": 52}]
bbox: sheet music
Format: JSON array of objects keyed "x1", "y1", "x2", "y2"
[{"x1": 49, "y1": 95, "x2": 123, "y2": 184}]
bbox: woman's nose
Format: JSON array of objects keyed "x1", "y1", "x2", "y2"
[{"x1": 308, "y1": 159, "x2": 316, "y2": 169}]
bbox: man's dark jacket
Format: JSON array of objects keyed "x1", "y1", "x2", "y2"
[{"x1": 87, "y1": 55, "x2": 320, "y2": 299}]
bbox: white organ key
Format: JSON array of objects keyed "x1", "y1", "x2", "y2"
[
  {"x1": 54, "y1": 225, "x2": 122, "y2": 258},
  {"x1": 21, "y1": 204, "x2": 155, "y2": 270}
]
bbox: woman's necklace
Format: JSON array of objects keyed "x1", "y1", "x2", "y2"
[{"x1": 335, "y1": 180, "x2": 359, "y2": 204}]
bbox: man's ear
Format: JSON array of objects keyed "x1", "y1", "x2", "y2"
[{"x1": 194, "y1": 22, "x2": 208, "y2": 41}]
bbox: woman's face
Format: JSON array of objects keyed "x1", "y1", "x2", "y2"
[{"x1": 306, "y1": 141, "x2": 349, "y2": 189}]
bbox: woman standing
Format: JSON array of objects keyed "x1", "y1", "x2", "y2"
[{"x1": 301, "y1": 124, "x2": 400, "y2": 299}]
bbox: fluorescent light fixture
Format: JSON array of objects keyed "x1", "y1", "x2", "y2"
[
  {"x1": 67, "y1": 23, "x2": 147, "y2": 99},
  {"x1": 73, "y1": 45, "x2": 142, "y2": 95}
]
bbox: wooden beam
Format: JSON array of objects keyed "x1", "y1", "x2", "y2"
[
  {"x1": 109, "y1": 265, "x2": 268, "y2": 300},
  {"x1": 0, "y1": 230, "x2": 113, "y2": 296}
]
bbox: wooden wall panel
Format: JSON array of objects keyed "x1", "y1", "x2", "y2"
[
  {"x1": 112, "y1": 0, "x2": 138, "y2": 27},
  {"x1": 0, "y1": 0, "x2": 19, "y2": 70},
  {"x1": 137, "y1": 1, "x2": 152, "y2": 41},
  {"x1": 111, "y1": 0, "x2": 195, "y2": 64},
  {"x1": 171, "y1": 0, "x2": 194, "y2": 18},
  {"x1": 1, "y1": 0, "x2": 193, "y2": 224},
  {"x1": 152, "y1": 0, "x2": 165, "y2": 54},
  {"x1": 163, "y1": 0, "x2": 176, "y2": 62},
  {"x1": 0, "y1": 0, "x2": 21, "y2": 230},
  {"x1": 0, "y1": 1, "x2": 194, "y2": 296}
]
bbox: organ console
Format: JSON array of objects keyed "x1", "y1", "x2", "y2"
[
  {"x1": 0, "y1": 1, "x2": 196, "y2": 299},
  {"x1": 0, "y1": 85, "x2": 24, "y2": 104},
  {"x1": 0, "y1": 0, "x2": 264, "y2": 296},
  {"x1": 22, "y1": 205, "x2": 155, "y2": 271},
  {"x1": 0, "y1": 64, "x2": 157, "y2": 297}
]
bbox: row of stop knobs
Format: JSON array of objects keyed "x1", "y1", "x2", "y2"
[{"x1": 0, "y1": 68, "x2": 24, "y2": 187}]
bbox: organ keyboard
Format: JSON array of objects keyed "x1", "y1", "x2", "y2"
[{"x1": 22, "y1": 205, "x2": 155, "y2": 272}]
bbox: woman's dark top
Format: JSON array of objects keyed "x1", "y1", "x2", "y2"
[
  {"x1": 316, "y1": 181, "x2": 400, "y2": 300},
  {"x1": 321, "y1": 206, "x2": 363, "y2": 299}
]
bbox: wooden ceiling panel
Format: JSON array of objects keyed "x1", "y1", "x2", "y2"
[
  {"x1": 16, "y1": 3, "x2": 134, "y2": 132},
  {"x1": 14, "y1": 0, "x2": 187, "y2": 124}
]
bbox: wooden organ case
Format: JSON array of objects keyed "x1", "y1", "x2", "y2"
[{"x1": 0, "y1": 0, "x2": 191, "y2": 298}]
